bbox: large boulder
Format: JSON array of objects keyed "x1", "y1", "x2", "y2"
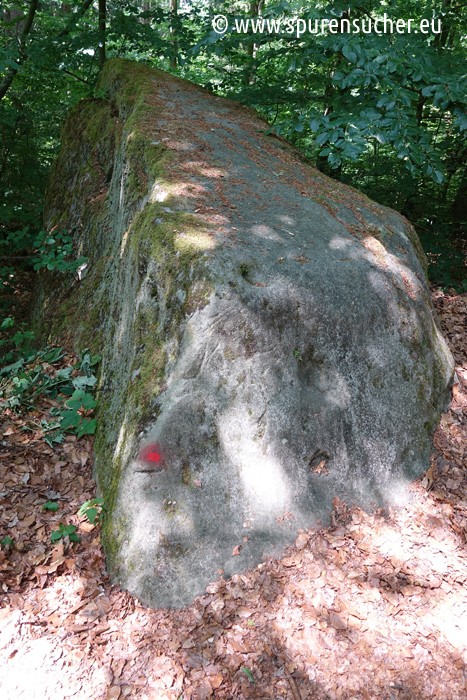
[{"x1": 39, "y1": 59, "x2": 453, "y2": 608}]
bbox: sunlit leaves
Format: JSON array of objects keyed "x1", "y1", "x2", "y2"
[{"x1": 188, "y1": 0, "x2": 465, "y2": 191}]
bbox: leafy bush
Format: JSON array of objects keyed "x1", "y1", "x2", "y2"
[
  {"x1": 0, "y1": 326, "x2": 100, "y2": 445},
  {"x1": 0, "y1": 226, "x2": 88, "y2": 302},
  {"x1": 50, "y1": 523, "x2": 80, "y2": 543},
  {"x1": 31, "y1": 229, "x2": 88, "y2": 274}
]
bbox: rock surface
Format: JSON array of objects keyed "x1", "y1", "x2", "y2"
[{"x1": 39, "y1": 59, "x2": 453, "y2": 608}]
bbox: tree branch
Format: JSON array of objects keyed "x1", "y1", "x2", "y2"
[
  {"x1": 0, "y1": 0, "x2": 39, "y2": 102},
  {"x1": 58, "y1": 67, "x2": 92, "y2": 85},
  {"x1": 0, "y1": 0, "x2": 95, "y2": 101},
  {"x1": 98, "y1": 0, "x2": 107, "y2": 69},
  {"x1": 58, "y1": 0, "x2": 94, "y2": 38}
]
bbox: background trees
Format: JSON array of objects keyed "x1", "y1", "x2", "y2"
[{"x1": 1, "y1": 0, "x2": 465, "y2": 295}]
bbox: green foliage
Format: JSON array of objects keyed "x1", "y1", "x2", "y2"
[
  {"x1": 50, "y1": 523, "x2": 80, "y2": 543},
  {"x1": 78, "y1": 497, "x2": 105, "y2": 524},
  {"x1": 1, "y1": 0, "x2": 465, "y2": 292},
  {"x1": 42, "y1": 501, "x2": 59, "y2": 512},
  {"x1": 193, "y1": 0, "x2": 465, "y2": 178},
  {"x1": 0, "y1": 535, "x2": 14, "y2": 549},
  {"x1": 241, "y1": 667, "x2": 255, "y2": 683},
  {"x1": 420, "y1": 231, "x2": 467, "y2": 292},
  {"x1": 0, "y1": 328, "x2": 100, "y2": 444},
  {"x1": 31, "y1": 229, "x2": 88, "y2": 273},
  {"x1": 59, "y1": 388, "x2": 97, "y2": 438},
  {"x1": 0, "y1": 318, "x2": 36, "y2": 365},
  {"x1": 0, "y1": 226, "x2": 88, "y2": 319}
]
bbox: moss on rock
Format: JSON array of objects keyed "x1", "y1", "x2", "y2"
[{"x1": 36, "y1": 59, "x2": 216, "y2": 575}]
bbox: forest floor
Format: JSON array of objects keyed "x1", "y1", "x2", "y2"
[{"x1": 0, "y1": 289, "x2": 466, "y2": 700}]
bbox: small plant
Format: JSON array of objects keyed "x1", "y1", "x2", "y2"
[
  {"x1": 59, "y1": 388, "x2": 97, "y2": 437},
  {"x1": 293, "y1": 348, "x2": 302, "y2": 361},
  {"x1": 78, "y1": 498, "x2": 105, "y2": 524},
  {"x1": 241, "y1": 667, "x2": 255, "y2": 684},
  {"x1": 1, "y1": 536, "x2": 14, "y2": 550},
  {"x1": 50, "y1": 523, "x2": 80, "y2": 543},
  {"x1": 0, "y1": 227, "x2": 87, "y2": 300},
  {"x1": 42, "y1": 501, "x2": 59, "y2": 512},
  {"x1": 31, "y1": 228, "x2": 87, "y2": 274},
  {"x1": 0, "y1": 341, "x2": 100, "y2": 444},
  {"x1": 0, "y1": 317, "x2": 35, "y2": 365}
]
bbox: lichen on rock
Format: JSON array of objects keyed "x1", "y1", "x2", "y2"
[{"x1": 37, "y1": 58, "x2": 454, "y2": 608}]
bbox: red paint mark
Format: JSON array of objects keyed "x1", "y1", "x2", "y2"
[{"x1": 139, "y1": 443, "x2": 164, "y2": 468}]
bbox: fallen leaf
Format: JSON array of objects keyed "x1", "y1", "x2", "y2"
[
  {"x1": 295, "y1": 533, "x2": 308, "y2": 550},
  {"x1": 329, "y1": 611, "x2": 348, "y2": 630}
]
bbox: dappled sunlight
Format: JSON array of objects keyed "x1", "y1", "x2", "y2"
[
  {"x1": 372, "y1": 515, "x2": 462, "y2": 574},
  {"x1": 250, "y1": 223, "x2": 283, "y2": 242},
  {"x1": 372, "y1": 523, "x2": 416, "y2": 562},
  {"x1": 114, "y1": 415, "x2": 132, "y2": 463},
  {"x1": 119, "y1": 225, "x2": 131, "y2": 258},
  {"x1": 429, "y1": 595, "x2": 466, "y2": 652},
  {"x1": 119, "y1": 169, "x2": 125, "y2": 211},
  {"x1": 183, "y1": 162, "x2": 227, "y2": 180},
  {"x1": 329, "y1": 235, "x2": 353, "y2": 251},
  {"x1": 104, "y1": 58, "x2": 456, "y2": 617},
  {"x1": 176, "y1": 228, "x2": 216, "y2": 252},
  {"x1": 0, "y1": 567, "x2": 114, "y2": 698},
  {"x1": 168, "y1": 179, "x2": 212, "y2": 201},
  {"x1": 262, "y1": 484, "x2": 467, "y2": 696},
  {"x1": 149, "y1": 182, "x2": 169, "y2": 203},
  {"x1": 319, "y1": 369, "x2": 351, "y2": 408},
  {"x1": 218, "y1": 405, "x2": 292, "y2": 522},
  {"x1": 114, "y1": 297, "x2": 132, "y2": 355},
  {"x1": 329, "y1": 231, "x2": 425, "y2": 304},
  {"x1": 162, "y1": 139, "x2": 201, "y2": 153},
  {"x1": 277, "y1": 214, "x2": 297, "y2": 226},
  {"x1": 3, "y1": 635, "x2": 80, "y2": 698},
  {"x1": 238, "y1": 450, "x2": 291, "y2": 517}
]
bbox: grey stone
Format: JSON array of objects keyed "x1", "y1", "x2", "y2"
[{"x1": 39, "y1": 59, "x2": 453, "y2": 608}]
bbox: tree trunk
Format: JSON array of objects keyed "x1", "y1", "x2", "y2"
[
  {"x1": 243, "y1": 0, "x2": 264, "y2": 86},
  {"x1": 0, "y1": 0, "x2": 39, "y2": 102},
  {"x1": 141, "y1": 1, "x2": 151, "y2": 25},
  {"x1": 98, "y1": 0, "x2": 107, "y2": 69},
  {"x1": 58, "y1": 0, "x2": 94, "y2": 38},
  {"x1": 169, "y1": 0, "x2": 178, "y2": 70},
  {"x1": 451, "y1": 168, "x2": 467, "y2": 229}
]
